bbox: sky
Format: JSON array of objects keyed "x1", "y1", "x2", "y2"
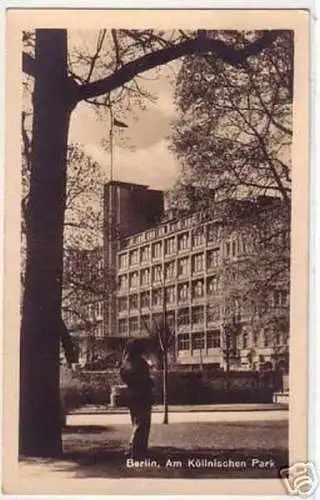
[{"x1": 68, "y1": 60, "x2": 182, "y2": 191}]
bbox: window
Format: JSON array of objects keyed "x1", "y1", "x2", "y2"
[
  {"x1": 207, "y1": 330, "x2": 221, "y2": 348},
  {"x1": 167, "y1": 312, "x2": 175, "y2": 331},
  {"x1": 272, "y1": 290, "x2": 288, "y2": 308},
  {"x1": 192, "y1": 332, "x2": 205, "y2": 350},
  {"x1": 253, "y1": 331, "x2": 259, "y2": 345},
  {"x1": 178, "y1": 283, "x2": 189, "y2": 302},
  {"x1": 207, "y1": 248, "x2": 220, "y2": 269},
  {"x1": 232, "y1": 240, "x2": 237, "y2": 258},
  {"x1": 146, "y1": 229, "x2": 156, "y2": 241},
  {"x1": 165, "y1": 237, "x2": 176, "y2": 256},
  {"x1": 178, "y1": 308, "x2": 190, "y2": 326},
  {"x1": 241, "y1": 238, "x2": 247, "y2": 254},
  {"x1": 165, "y1": 286, "x2": 175, "y2": 304},
  {"x1": 118, "y1": 319, "x2": 127, "y2": 335},
  {"x1": 119, "y1": 274, "x2": 128, "y2": 290},
  {"x1": 119, "y1": 253, "x2": 128, "y2": 269},
  {"x1": 141, "y1": 314, "x2": 150, "y2": 331},
  {"x1": 207, "y1": 304, "x2": 220, "y2": 323},
  {"x1": 129, "y1": 316, "x2": 139, "y2": 332},
  {"x1": 177, "y1": 333, "x2": 190, "y2": 351},
  {"x1": 152, "y1": 289, "x2": 162, "y2": 306},
  {"x1": 207, "y1": 223, "x2": 220, "y2": 243},
  {"x1": 153, "y1": 313, "x2": 163, "y2": 328},
  {"x1": 225, "y1": 242, "x2": 231, "y2": 258},
  {"x1": 129, "y1": 272, "x2": 139, "y2": 289},
  {"x1": 141, "y1": 291, "x2": 150, "y2": 309},
  {"x1": 129, "y1": 294, "x2": 138, "y2": 310},
  {"x1": 263, "y1": 329, "x2": 270, "y2": 347},
  {"x1": 140, "y1": 245, "x2": 150, "y2": 263},
  {"x1": 243, "y1": 333, "x2": 248, "y2": 349},
  {"x1": 192, "y1": 253, "x2": 204, "y2": 273},
  {"x1": 129, "y1": 249, "x2": 139, "y2": 266},
  {"x1": 95, "y1": 322, "x2": 104, "y2": 338},
  {"x1": 193, "y1": 280, "x2": 204, "y2": 299},
  {"x1": 87, "y1": 303, "x2": 94, "y2": 321},
  {"x1": 178, "y1": 257, "x2": 189, "y2": 277},
  {"x1": 140, "y1": 268, "x2": 150, "y2": 286},
  {"x1": 207, "y1": 276, "x2": 219, "y2": 295},
  {"x1": 152, "y1": 265, "x2": 162, "y2": 283},
  {"x1": 159, "y1": 226, "x2": 167, "y2": 237},
  {"x1": 95, "y1": 301, "x2": 103, "y2": 319},
  {"x1": 152, "y1": 242, "x2": 162, "y2": 259},
  {"x1": 178, "y1": 232, "x2": 190, "y2": 251},
  {"x1": 192, "y1": 306, "x2": 204, "y2": 325},
  {"x1": 165, "y1": 261, "x2": 175, "y2": 280},
  {"x1": 192, "y1": 228, "x2": 204, "y2": 247},
  {"x1": 118, "y1": 297, "x2": 128, "y2": 312}
]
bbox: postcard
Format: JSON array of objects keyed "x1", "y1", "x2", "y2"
[{"x1": 2, "y1": 8, "x2": 311, "y2": 496}]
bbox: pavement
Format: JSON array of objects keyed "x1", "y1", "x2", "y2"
[
  {"x1": 67, "y1": 407, "x2": 288, "y2": 426},
  {"x1": 70, "y1": 402, "x2": 288, "y2": 415}
]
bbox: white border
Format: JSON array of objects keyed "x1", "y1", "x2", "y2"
[{"x1": 0, "y1": 1, "x2": 318, "y2": 500}]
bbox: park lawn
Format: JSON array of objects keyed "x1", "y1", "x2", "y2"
[{"x1": 61, "y1": 420, "x2": 288, "y2": 479}]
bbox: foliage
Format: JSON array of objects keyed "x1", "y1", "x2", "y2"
[
  {"x1": 171, "y1": 30, "x2": 293, "y2": 205},
  {"x1": 170, "y1": 30, "x2": 292, "y2": 367}
]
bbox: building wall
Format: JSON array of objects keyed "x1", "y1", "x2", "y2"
[
  {"x1": 113, "y1": 203, "x2": 289, "y2": 371},
  {"x1": 103, "y1": 181, "x2": 164, "y2": 336}
]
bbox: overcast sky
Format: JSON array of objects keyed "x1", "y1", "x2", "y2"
[{"x1": 68, "y1": 62, "x2": 181, "y2": 191}]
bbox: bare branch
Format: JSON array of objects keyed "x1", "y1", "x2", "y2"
[
  {"x1": 77, "y1": 31, "x2": 281, "y2": 102},
  {"x1": 85, "y1": 29, "x2": 107, "y2": 83}
]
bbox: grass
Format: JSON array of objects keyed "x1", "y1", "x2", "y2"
[{"x1": 60, "y1": 420, "x2": 288, "y2": 478}]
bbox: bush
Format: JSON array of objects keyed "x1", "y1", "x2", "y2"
[
  {"x1": 60, "y1": 368, "x2": 279, "y2": 412},
  {"x1": 61, "y1": 370, "x2": 114, "y2": 412}
]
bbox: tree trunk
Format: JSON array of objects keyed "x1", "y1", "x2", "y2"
[
  {"x1": 163, "y1": 349, "x2": 169, "y2": 424},
  {"x1": 19, "y1": 30, "x2": 74, "y2": 457}
]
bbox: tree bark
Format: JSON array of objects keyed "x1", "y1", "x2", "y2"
[{"x1": 19, "y1": 30, "x2": 75, "y2": 457}]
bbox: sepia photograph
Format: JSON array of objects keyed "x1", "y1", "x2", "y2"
[{"x1": 3, "y1": 9, "x2": 310, "y2": 496}]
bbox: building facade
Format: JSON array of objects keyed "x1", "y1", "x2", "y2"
[
  {"x1": 62, "y1": 247, "x2": 105, "y2": 366},
  {"x1": 104, "y1": 182, "x2": 290, "y2": 372}
]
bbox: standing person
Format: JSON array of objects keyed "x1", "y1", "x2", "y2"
[{"x1": 120, "y1": 339, "x2": 154, "y2": 459}]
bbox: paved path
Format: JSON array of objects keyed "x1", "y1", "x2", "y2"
[
  {"x1": 67, "y1": 409, "x2": 288, "y2": 427},
  {"x1": 71, "y1": 402, "x2": 288, "y2": 415}
]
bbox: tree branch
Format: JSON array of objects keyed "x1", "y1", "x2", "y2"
[{"x1": 77, "y1": 31, "x2": 281, "y2": 102}]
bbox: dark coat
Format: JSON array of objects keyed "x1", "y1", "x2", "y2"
[{"x1": 120, "y1": 355, "x2": 154, "y2": 406}]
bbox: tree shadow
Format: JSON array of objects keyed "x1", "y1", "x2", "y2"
[
  {"x1": 28, "y1": 446, "x2": 288, "y2": 480},
  {"x1": 62, "y1": 425, "x2": 112, "y2": 435}
]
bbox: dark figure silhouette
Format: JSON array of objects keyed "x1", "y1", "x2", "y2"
[{"x1": 120, "y1": 339, "x2": 153, "y2": 459}]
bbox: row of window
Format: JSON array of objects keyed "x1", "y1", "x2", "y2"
[
  {"x1": 118, "y1": 278, "x2": 220, "y2": 308},
  {"x1": 63, "y1": 301, "x2": 103, "y2": 325},
  {"x1": 177, "y1": 331, "x2": 221, "y2": 351},
  {"x1": 118, "y1": 305, "x2": 222, "y2": 333},
  {"x1": 176, "y1": 330, "x2": 288, "y2": 352},
  {"x1": 118, "y1": 252, "x2": 221, "y2": 288},
  {"x1": 119, "y1": 233, "x2": 245, "y2": 268},
  {"x1": 122, "y1": 220, "x2": 223, "y2": 250}
]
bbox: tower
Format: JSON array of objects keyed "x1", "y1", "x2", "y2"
[{"x1": 103, "y1": 181, "x2": 164, "y2": 337}]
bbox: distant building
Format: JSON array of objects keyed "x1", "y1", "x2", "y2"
[
  {"x1": 62, "y1": 247, "x2": 104, "y2": 365},
  {"x1": 103, "y1": 181, "x2": 290, "y2": 372}
]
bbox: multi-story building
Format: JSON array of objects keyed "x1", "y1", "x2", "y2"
[
  {"x1": 104, "y1": 181, "x2": 290, "y2": 372},
  {"x1": 62, "y1": 247, "x2": 104, "y2": 365}
]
